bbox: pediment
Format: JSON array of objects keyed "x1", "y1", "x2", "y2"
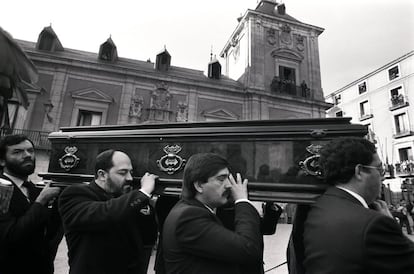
[
  {"x1": 271, "y1": 48, "x2": 303, "y2": 62},
  {"x1": 202, "y1": 108, "x2": 238, "y2": 120},
  {"x1": 71, "y1": 88, "x2": 113, "y2": 103}
]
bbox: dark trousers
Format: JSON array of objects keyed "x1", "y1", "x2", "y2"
[
  {"x1": 400, "y1": 217, "x2": 412, "y2": 234},
  {"x1": 143, "y1": 245, "x2": 154, "y2": 273}
]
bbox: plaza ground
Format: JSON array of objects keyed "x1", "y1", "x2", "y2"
[{"x1": 54, "y1": 224, "x2": 414, "y2": 274}]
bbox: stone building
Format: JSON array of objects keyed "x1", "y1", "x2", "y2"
[
  {"x1": 325, "y1": 50, "x2": 414, "y2": 204},
  {"x1": 6, "y1": 0, "x2": 329, "y2": 177}
]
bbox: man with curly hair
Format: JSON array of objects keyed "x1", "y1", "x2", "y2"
[{"x1": 303, "y1": 137, "x2": 414, "y2": 273}]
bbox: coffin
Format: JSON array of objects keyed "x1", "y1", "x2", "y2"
[{"x1": 41, "y1": 118, "x2": 367, "y2": 204}]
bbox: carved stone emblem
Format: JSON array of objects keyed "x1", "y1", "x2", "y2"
[
  {"x1": 148, "y1": 82, "x2": 172, "y2": 122},
  {"x1": 129, "y1": 95, "x2": 143, "y2": 118},
  {"x1": 59, "y1": 146, "x2": 80, "y2": 171},
  {"x1": 296, "y1": 35, "x2": 305, "y2": 52},
  {"x1": 157, "y1": 145, "x2": 186, "y2": 175},
  {"x1": 299, "y1": 144, "x2": 323, "y2": 177},
  {"x1": 280, "y1": 23, "x2": 292, "y2": 45},
  {"x1": 176, "y1": 102, "x2": 188, "y2": 122},
  {"x1": 267, "y1": 28, "x2": 277, "y2": 45}
]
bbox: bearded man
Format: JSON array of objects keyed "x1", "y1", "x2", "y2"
[
  {"x1": 59, "y1": 149, "x2": 158, "y2": 274},
  {"x1": 0, "y1": 134, "x2": 62, "y2": 274}
]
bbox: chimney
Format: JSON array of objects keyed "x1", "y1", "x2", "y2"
[{"x1": 277, "y1": 3, "x2": 286, "y2": 15}]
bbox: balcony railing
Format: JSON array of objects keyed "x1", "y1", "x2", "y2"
[
  {"x1": 395, "y1": 161, "x2": 414, "y2": 177},
  {"x1": 389, "y1": 94, "x2": 409, "y2": 111},
  {"x1": 0, "y1": 128, "x2": 51, "y2": 150},
  {"x1": 270, "y1": 77, "x2": 312, "y2": 98},
  {"x1": 393, "y1": 130, "x2": 413, "y2": 139}
]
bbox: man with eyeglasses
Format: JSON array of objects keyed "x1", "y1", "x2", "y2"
[
  {"x1": 162, "y1": 153, "x2": 262, "y2": 274},
  {"x1": 302, "y1": 138, "x2": 414, "y2": 273},
  {"x1": 59, "y1": 149, "x2": 158, "y2": 274}
]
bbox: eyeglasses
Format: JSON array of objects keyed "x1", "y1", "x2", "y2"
[{"x1": 360, "y1": 165, "x2": 386, "y2": 176}]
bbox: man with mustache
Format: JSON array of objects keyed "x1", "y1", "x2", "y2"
[
  {"x1": 0, "y1": 134, "x2": 62, "y2": 274},
  {"x1": 59, "y1": 149, "x2": 158, "y2": 274},
  {"x1": 163, "y1": 153, "x2": 262, "y2": 274}
]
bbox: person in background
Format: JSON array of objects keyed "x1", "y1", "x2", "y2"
[
  {"x1": 303, "y1": 138, "x2": 414, "y2": 273},
  {"x1": 59, "y1": 149, "x2": 157, "y2": 274},
  {"x1": 397, "y1": 199, "x2": 413, "y2": 235},
  {"x1": 0, "y1": 134, "x2": 62, "y2": 274},
  {"x1": 163, "y1": 153, "x2": 263, "y2": 274}
]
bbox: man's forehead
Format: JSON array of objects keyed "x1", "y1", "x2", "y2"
[
  {"x1": 7, "y1": 140, "x2": 34, "y2": 150},
  {"x1": 111, "y1": 151, "x2": 132, "y2": 169},
  {"x1": 213, "y1": 168, "x2": 230, "y2": 177}
]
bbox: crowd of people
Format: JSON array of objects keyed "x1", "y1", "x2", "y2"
[{"x1": 0, "y1": 134, "x2": 414, "y2": 274}]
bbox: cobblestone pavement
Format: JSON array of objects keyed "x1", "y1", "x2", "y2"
[{"x1": 54, "y1": 224, "x2": 414, "y2": 274}]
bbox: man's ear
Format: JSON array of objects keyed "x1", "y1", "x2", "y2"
[
  {"x1": 355, "y1": 164, "x2": 364, "y2": 180},
  {"x1": 193, "y1": 181, "x2": 203, "y2": 194},
  {"x1": 97, "y1": 169, "x2": 107, "y2": 180}
]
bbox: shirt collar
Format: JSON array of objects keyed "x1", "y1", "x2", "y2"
[
  {"x1": 203, "y1": 204, "x2": 216, "y2": 214},
  {"x1": 3, "y1": 172, "x2": 26, "y2": 188},
  {"x1": 336, "y1": 186, "x2": 369, "y2": 208}
]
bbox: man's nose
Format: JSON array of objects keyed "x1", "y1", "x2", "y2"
[
  {"x1": 126, "y1": 172, "x2": 133, "y2": 181},
  {"x1": 224, "y1": 179, "x2": 232, "y2": 188},
  {"x1": 23, "y1": 150, "x2": 33, "y2": 158}
]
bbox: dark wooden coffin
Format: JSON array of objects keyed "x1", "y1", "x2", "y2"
[{"x1": 41, "y1": 118, "x2": 367, "y2": 204}]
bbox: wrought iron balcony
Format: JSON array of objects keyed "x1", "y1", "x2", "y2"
[
  {"x1": 0, "y1": 128, "x2": 51, "y2": 150},
  {"x1": 395, "y1": 161, "x2": 414, "y2": 177},
  {"x1": 389, "y1": 94, "x2": 409, "y2": 111},
  {"x1": 270, "y1": 77, "x2": 311, "y2": 98}
]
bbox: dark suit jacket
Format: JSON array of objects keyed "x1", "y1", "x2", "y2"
[
  {"x1": 303, "y1": 187, "x2": 414, "y2": 274},
  {"x1": 0, "y1": 174, "x2": 62, "y2": 274},
  {"x1": 59, "y1": 181, "x2": 154, "y2": 274},
  {"x1": 162, "y1": 198, "x2": 262, "y2": 274}
]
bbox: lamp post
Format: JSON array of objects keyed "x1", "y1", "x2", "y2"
[{"x1": 43, "y1": 99, "x2": 54, "y2": 122}]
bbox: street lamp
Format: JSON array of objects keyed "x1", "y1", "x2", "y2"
[{"x1": 43, "y1": 99, "x2": 54, "y2": 122}]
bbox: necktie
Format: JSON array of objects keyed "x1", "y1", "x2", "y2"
[{"x1": 22, "y1": 181, "x2": 36, "y2": 202}]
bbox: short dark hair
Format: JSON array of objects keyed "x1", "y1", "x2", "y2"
[
  {"x1": 318, "y1": 138, "x2": 377, "y2": 185},
  {"x1": 94, "y1": 149, "x2": 116, "y2": 178},
  {"x1": 0, "y1": 134, "x2": 34, "y2": 160},
  {"x1": 181, "y1": 153, "x2": 230, "y2": 199}
]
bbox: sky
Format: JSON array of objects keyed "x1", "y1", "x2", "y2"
[{"x1": 1, "y1": 0, "x2": 413, "y2": 95}]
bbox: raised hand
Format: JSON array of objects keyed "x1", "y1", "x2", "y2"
[
  {"x1": 229, "y1": 173, "x2": 248, "y2": 201},
  {"x1": 35, "y1": 182, "x2": 61, "y2": 205}
]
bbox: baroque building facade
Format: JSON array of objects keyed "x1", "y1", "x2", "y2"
[
  {"x1": 6, "y1": 1, "x2": 329, "y2": 177},
  {"x1": 325, "y1": 50, "x2": 414, "y2": 204}
]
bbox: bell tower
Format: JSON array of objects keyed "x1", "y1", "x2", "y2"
[{"x1": 220, "y1": 0, "x2": 325, "y2": 102}]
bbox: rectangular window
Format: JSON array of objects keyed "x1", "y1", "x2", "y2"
[
  {"x1": 390, "y1": 86, "x2": 402, "y2": 97},
  {"x1": 334, "y1": 94, "x2": 341, "y2": 105},
  {"x1": 399, "y1": 147, "x2": 413, "y2": 161},
  {"x1": 394, "y1": 113, "x2": 409, "y2": 134},
  {"x1": 77, "y1": 110, "x2": 102, "y2": 126},
  {"x1": 390, "y1": 86, "x2": 405, "y2": 107},
  {"x1": 279, "y1": 66, "x2": 296, "y2": 85},
  {"x1": 335, "y1": 111, "x2": 343, "y2": 117},
  {"x1": 358, "y1": 82, "x2": 367, "y2": 94},
  {"x1": 388, "y1": 65, "x2": 400, "y2": 81},
  {"x1": 360, "y1": 100, "x2": 369, "y2": 117}
]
